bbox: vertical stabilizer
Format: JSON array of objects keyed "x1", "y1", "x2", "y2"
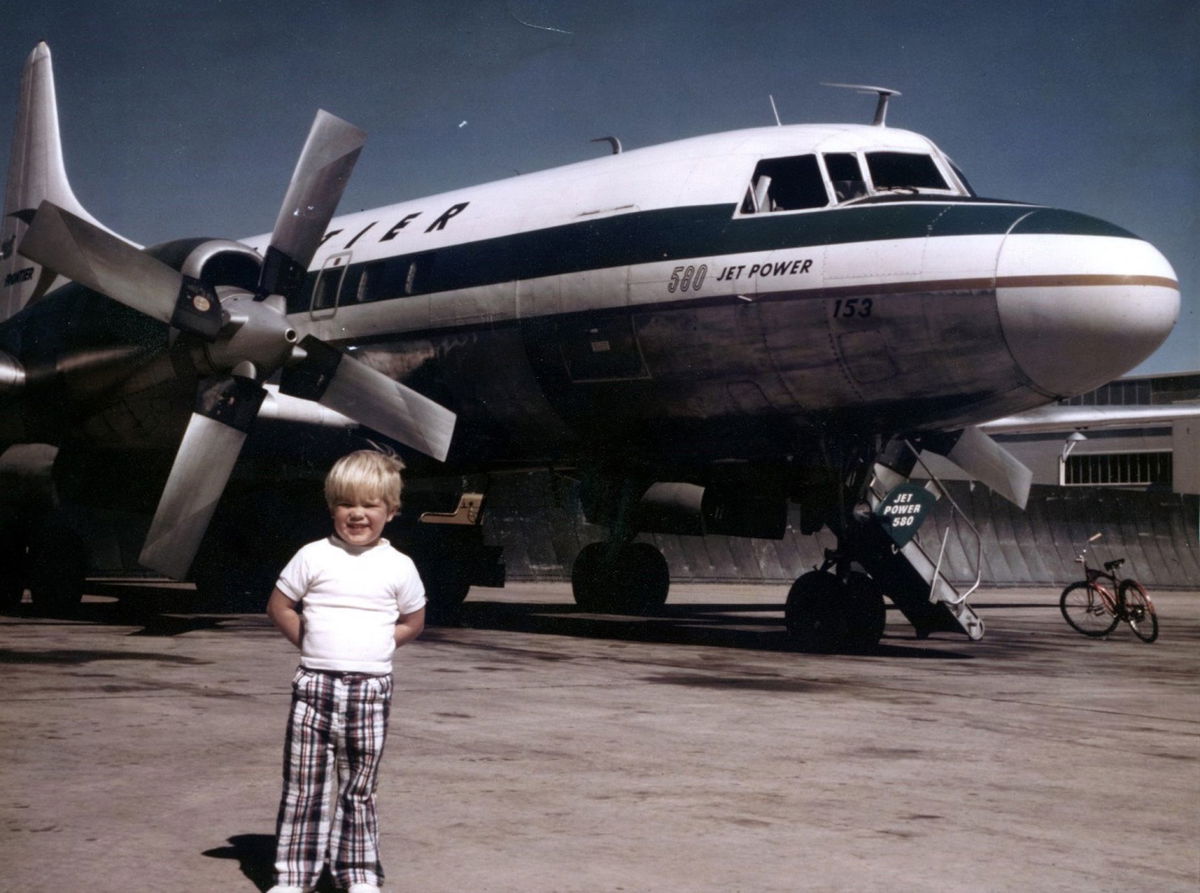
[{"x1": 1, "y1": 43, "x2": 107, "y2": 320}]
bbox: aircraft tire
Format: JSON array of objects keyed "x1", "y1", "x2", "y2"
[
  {"x1": 572, "y1": 541, "x2": 669, "y2": 614},
  {"x1": 570, "y1": 542, "x2": 607, "y2": 611},
  {"x1": 841, "y1": 571, "x2": 886, "y2": 652},
  {"x1": 785, "y1": 571, "x2": 848, "y2": 653}
]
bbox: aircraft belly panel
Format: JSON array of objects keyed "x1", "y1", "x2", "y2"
[
  {"x1": 343, "y1": 328, "x2": 572, "y2": 464},
  {"x1": 634, "y1": 303, "x2": 792, "y2": 418}
]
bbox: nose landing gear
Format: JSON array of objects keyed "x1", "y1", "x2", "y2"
[{"x1": 785, "y1": 562, "x2": 887, "y2": 653}]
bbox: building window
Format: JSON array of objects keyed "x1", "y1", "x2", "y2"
[{"x1": 1063, "y1": 451, "x2": 1173, "y2": 487}]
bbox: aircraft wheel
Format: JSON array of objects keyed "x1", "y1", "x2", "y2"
[
  {"x1": 571, "y1": 542, "x2": 608, "y2": 610},
  {"x1": 26, "y1": 521, "x2": 87, "y2": 615},
  {"x1": 785, "y1": 571, "x2": 847, "y2": 653},
  {"x1": 842, "y1": 571, "x2": 886, "y2": 652},
  {"x1": 572, "y1": 541, "x2": 669, "y2": 614}
]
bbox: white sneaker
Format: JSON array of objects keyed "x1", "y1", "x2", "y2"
[
  {"x1": 346, "y1": 884, "x2": 381, "y2": 893},
  {"x1": 266, "y1": 886, "x2": 309, "y2": 893}
]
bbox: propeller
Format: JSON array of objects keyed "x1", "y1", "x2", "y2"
[
  {"x1": 138, "y1": 374, "x2": 266, "y2": 578},
  {"x1": 19, "y1": 110, "x2": 457, "y2": 579},
  {"x1": 18, "y1": 201, "x2": 224, "y2": 338},
  {"x1": 260, "y1": 109, "x2": 366, "y2": 302}
]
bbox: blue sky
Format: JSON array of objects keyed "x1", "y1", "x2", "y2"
[{"x1": 2, "y1": 0, "x2": 1196, "y2": 372}]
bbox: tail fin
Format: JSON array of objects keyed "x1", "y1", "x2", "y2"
[{"x1": 1, "y1": 43, "x2": 108, "y2": 320}]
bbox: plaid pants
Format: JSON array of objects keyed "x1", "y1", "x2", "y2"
[{"x1": 274, "y1": 668, "x2": 393, "y2": 889}]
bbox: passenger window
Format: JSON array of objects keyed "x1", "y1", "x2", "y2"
[
  {"x1": 355, "y1": 256, "x2": 427, "y2": 302},
  {"x1": 865, "y1": 152, "x2": 950, "y2": 191},
  {"x1": 823, "y1": 153, "x2": 868, "y2": 202},
  {"x1": 741, "y1": 155, "x2": 829, "y2": 213}
]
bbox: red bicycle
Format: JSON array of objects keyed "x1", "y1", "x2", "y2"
[{"x1": 1059, "y1": 534, "x2": 1158, "y2": 643}]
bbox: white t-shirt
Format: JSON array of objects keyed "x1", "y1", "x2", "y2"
[{"x1": 275, "y1": 535, "x2": 426, "y2": 675}]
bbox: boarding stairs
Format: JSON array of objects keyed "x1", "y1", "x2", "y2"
[{"x1": 862, "y1": 463, "x2": 985, "y2": 640}]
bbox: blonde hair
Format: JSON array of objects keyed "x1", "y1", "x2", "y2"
[{"x1": 324, "y1": 449, "x2": 406, "y2": 512}]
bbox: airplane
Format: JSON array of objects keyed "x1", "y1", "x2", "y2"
[{"x1": 0, "y1": 43, "x2": 1180, "y2": 651}]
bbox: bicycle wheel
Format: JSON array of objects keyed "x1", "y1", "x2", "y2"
[
  {"x1": 1060, "y1": 581, "x2": 1119, "y2": 637},
  {"x1": 1119, "y1": 579, "x2": 1158, "y2": 643}
]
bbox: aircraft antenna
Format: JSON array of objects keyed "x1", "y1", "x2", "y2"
[
  {"x1": 769, "y1": 94, "x2": 782, "y2": 126},
  {"x1": 591, "y1": 136, "x2": 622, "y2": 155},
  {"x1": 821, "y1": 82, "x2": 902, "y2": 126}
]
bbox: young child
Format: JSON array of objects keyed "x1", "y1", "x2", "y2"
[{"x1": 266, "y1": 449, "x2": 426, "y2": 893}]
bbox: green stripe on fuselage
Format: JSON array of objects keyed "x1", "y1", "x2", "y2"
[{"x1": 293, "y1": 199, "x2": 1135, "y2": 313}]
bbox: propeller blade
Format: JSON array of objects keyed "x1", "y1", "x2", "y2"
[
  {"x1": 925, "y1": 426, "x2": 1033, "y2": 509},
  {"x1": 138, "y1": 375, "x2": 266, "y2": 579},
  {"x1": 259, "y1": 110, "x2": 366, "y2": 301},
  {"x1": 280, "y1": 335, "x2": 456, "y2": 462},
  {"x1": 18, "y1": 201, "x2": 223, "y2": 338}
]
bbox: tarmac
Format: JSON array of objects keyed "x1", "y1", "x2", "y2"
[{"x1": 1, "y1": 581, "x2": 1197, "y2": 892}]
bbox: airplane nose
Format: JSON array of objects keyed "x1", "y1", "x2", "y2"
[{"x1": 995, "y1": 210, "x2": 1180, "y2": 397}]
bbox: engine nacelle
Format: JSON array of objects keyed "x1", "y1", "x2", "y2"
[
  {"x1": 635, "y1": 481, "x2": 787, "y2": 539},
  {"x1": 145, "y1": 238, "x2": 263, "y2": 291}
]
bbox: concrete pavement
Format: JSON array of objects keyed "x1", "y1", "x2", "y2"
[{"x1": 2, "y1": 582, "x2": 1197, "y2": 891}]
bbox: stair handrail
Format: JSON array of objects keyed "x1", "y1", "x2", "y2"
[{"x1": 903, "y1": 439, "x2": 983, "y2": 606}]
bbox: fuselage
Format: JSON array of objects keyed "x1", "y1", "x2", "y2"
[
  {"x1": 257, "y1": 123, "x2": 1178, "y2": 467},
  {"x1": 2, "y1": 123, "x2": 1180, "y2": 473}
]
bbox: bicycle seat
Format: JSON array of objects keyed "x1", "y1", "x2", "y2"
[{"x1": 1104, "y1": 558, "x2": 1125, "y2": 572}]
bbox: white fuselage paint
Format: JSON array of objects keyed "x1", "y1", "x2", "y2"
[{"x1": 229, "y1": 123, "x2": 1177, "y2": 463}]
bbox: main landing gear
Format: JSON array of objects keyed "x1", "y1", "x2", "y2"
[
  {"x1": 571, "y1": 540, "x2": 669, "y2": 615},
  {"x1": 567, "y1": 538, "x2": 888, "y2": 650},
  {"x1": 566, "y1": 453, "x2": 897, "y2": 649}
]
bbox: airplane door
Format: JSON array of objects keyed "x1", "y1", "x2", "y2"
[{"x1": 309, "y1": 251, "x2": 352, "y2": 320}]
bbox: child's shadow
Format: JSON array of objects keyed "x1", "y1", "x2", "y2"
[{"x1": 202, "y1": 834, "x2": 337, "y2": 891}]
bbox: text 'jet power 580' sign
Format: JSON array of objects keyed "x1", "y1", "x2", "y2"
[{"x1": 876, "y1": 483, "x2": 936, "y2": 547}]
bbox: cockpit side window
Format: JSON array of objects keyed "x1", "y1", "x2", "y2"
[
  {"x1": 823, "y1": 153, "x2": 868, "y2": 202},
  {"x1": 740, "y1": 154, "x2": 829, "y2": 213},
  {"x1": 865, "y1": 152, "x2": 951, "y2": 191}
]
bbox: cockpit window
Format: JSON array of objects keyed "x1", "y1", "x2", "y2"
[
  {"x1": 741, "y1": 154, "x2": 829, "y2": 213},
  {"x1": 865, "y1": 152, "x2": 950, "y2": 191},
  {"x1": 823, "y1": 153, "x2": 868, "y2": 202}
]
